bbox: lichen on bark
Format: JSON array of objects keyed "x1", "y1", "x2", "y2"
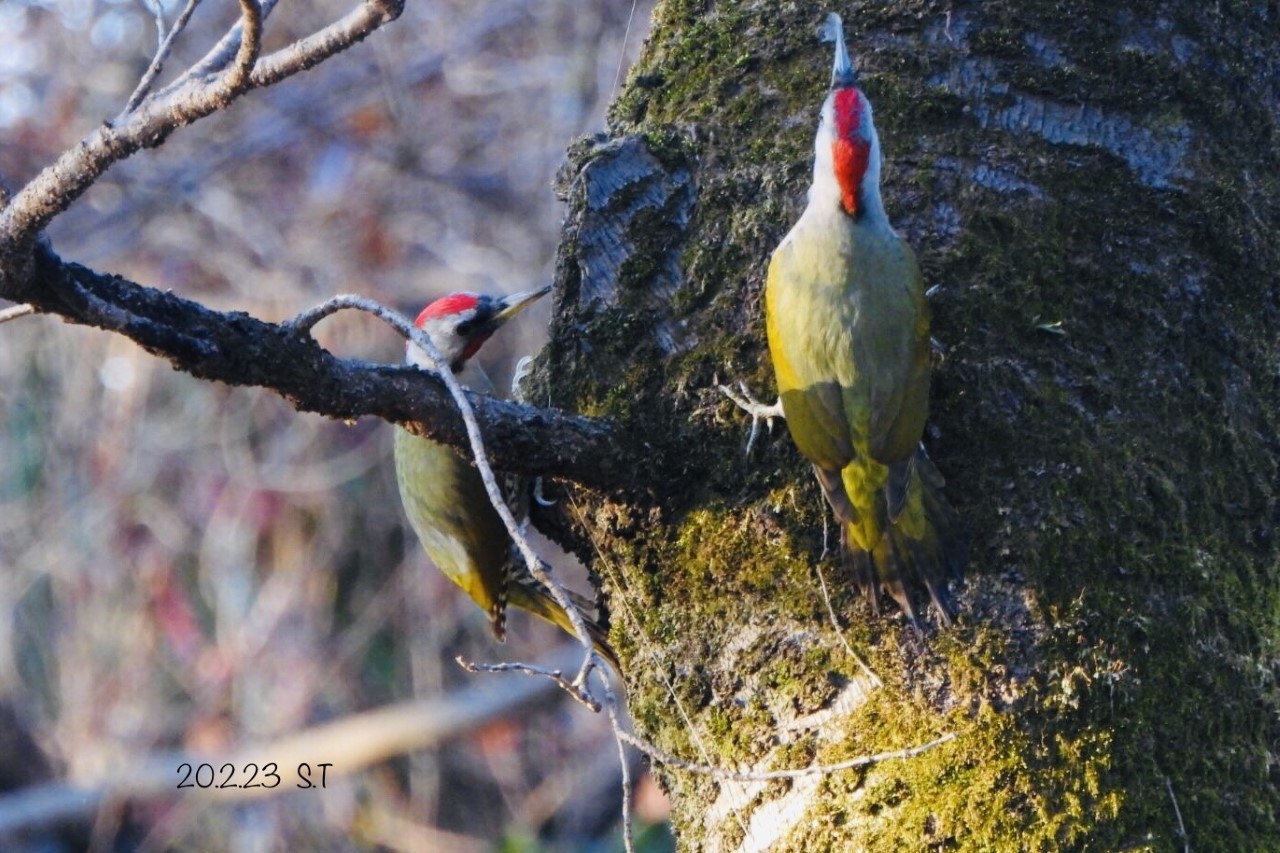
[{"x1": 531, "y1": 0, "x2": 1279, "y2": 848}]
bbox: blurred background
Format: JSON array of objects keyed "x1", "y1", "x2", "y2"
[{"x1": 0, "y1": 0, "x2": 667, "y2": 848}]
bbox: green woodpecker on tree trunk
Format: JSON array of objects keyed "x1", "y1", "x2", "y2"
[
  {"x1": 760, "y1": 13, "x2": 967, "y2": 624},
  {"x1": 393, "y1": 288, "x2": 618, "y2": 669}
]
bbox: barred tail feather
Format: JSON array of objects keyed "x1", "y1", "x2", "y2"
[
  {"x1": 846, "y1": 545, "x2": 878, "y2": 613},
  {"x1": 846, "y1": 448, "x2": 967, "y2": 627},
  {"x1": 506, "y1": 578, "x2": 621, "y2": 673}
]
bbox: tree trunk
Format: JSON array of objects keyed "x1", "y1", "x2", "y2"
[{"x1": 532, "y1": 1, "x2": 1280, "y2": 848}]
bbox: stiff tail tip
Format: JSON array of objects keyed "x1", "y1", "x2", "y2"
[
  {"x1": 846, "y1": 488, "x2": 966, "y2": 629},
  {"x1": 508, "y1": 577, "x2": 621, "y2": 674}
]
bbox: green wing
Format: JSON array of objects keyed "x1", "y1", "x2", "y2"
[{"x1": 394, "y1": 428, "x2": 509, "y2": 623}]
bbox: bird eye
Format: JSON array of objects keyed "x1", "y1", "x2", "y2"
[{"x1": 455, "y1": 319, "x2": 476, "y2": 336}]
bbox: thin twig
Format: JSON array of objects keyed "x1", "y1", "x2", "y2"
[
  {"x1": 125, "y1": 0, "x2": 203, "y2": 112},
  {"x1": 285, "y1": 293, "x2": 372, "y2": 333},
  {"x1": 2, "y1": 0, "x2": 400, "y2": 249},
  {"x1": 1165, "y1": 775, "x2": 1191, "y2": 852},
  {"x1": 223, "y1": 0, "x2": 263, "y2": 95},
  {"x1": 598, "y1": 670, "x2": 635, "y2": 853},
  {"x1": 403, "y1": 324, "x2": 603, "y2": 696},
  {"x1": 610, "y1": 0, "x2": 640, "y2": 103},
  {"x1": 456, "y1": 656, "x2": 601, "y2": 713},
  {"x1": 617, "y1": 730, "x2": 957, "y2": 782},
  {"x1": 0, "y1": 304, "x2": 35, "y2": 324},
  {"x1": 248, "y1": 0, "x2": 400, "y2": 89},
  {"x1": 814, "y1": 559, "x2": 882, "y2": 687},
  {"x1": 287, "y1": 294, "x2": 605, "y2": 702},
  {"x1": 162, "y1": 0, "x2": 281, "y2": 94},
  {"x1": 141, "y1": 0, "x2": 169, "y2": 49}
]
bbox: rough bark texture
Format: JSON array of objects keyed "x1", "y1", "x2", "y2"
[
  {"x1": 529, "y1": 0, "x2": 1280, "y2": 848},
  {"x1": 1, "y1": 247, "x2": 627, "y2": 490}
]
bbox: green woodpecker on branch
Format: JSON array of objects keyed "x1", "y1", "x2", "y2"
[
  {"x1": 732, "y1": 13, "x2": 966, "y2": 625},
  {"x1": 393, "y1": 288, "x2": 618, "y2": 669}
]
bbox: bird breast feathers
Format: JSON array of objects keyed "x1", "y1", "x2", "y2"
[{"x1": 766, "y1": 218, "x2": 925, "y2": 434}]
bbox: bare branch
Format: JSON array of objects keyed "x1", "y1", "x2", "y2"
[
  {"x1": 417, "y1": 323, "x2": 605, "y2": 691},
  {"x1": 141, "y1": 0, "x2": 168, "y2": 48},
  {"x1": 457, "y1": 656, "x2": 602, "y2": 713},
  {"x1": 814, "y1": 559, "x2": 882, "y2": 686},
  {"x1": 0, "y1": 249, "x2": 630, "y2": 490},
  {"x1": 0, "y1": 0, "x2": 402, "y2": 255},
  {"x1": 164, "y1": 0, "x2": 281, "y2": 89},
  {"x1": 125, "y1": 0, "x2": 203, "y2": 112},
  {"x1": 250, "y1": 0, "x2": 400, "y2": 88},
  {"x1": 599, "y1": 671, "x2": 636, "y2": 853},
  {"x1": 223, "y1": 0, "x2": 263, "y2": 95}
]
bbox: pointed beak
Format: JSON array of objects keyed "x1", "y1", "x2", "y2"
[
  {"x1": 493, "y1": 285, "x2": 552, "y2": 323},
  {"x1": 822, "y1": 12, "x2": 857, "y2": 89}
]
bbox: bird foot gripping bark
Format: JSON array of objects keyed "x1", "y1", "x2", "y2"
[
  {"x1": 718, "y1": 381, "x2": 785, "y2": 457},
  {"x1": 511, "y1": 355, "x2": 558, "y2": 508}
]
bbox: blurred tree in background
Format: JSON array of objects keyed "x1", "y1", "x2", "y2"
[{"x1": 0, "y1": 0, "x2": 665, "y2": 848}]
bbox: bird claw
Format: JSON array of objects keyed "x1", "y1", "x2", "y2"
[
  {"x1": 511, "y1": 355, "x2": 535, "y2": 403},
  {"x1": 718, "y1": 382, "x2": 785, "y2": 457},
  {"x1": 533, "y1": 476, "x2": 557, "y2": 507}
]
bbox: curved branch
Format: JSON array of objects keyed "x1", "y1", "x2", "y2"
[
  {"x1": 0, "y1": 0, "x2": 403, "y2": 255},
  {"x1": 6, "y1": 246, "x2": 630, "y2": 491},
  {"x1": 165, "y1": 0, "x2": 280, "y2": 90},
  {"x1": 222, "y1": 0, "x2": 264, "y2": 96}
]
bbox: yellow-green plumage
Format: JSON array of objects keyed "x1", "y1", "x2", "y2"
[
  {"x1": 763, "y1": 15, "x2": 965, "y2": 623},
  {"x1": 766, "y1": 211, "x2": 962, "y2": 623},
  {"x1": 395, "y1": 427, "x2": 509, "y2": 617},
  {"x1": 395, "y1": 423, "x2": 619, "y2": 671}
]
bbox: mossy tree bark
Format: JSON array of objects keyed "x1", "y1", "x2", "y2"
[{"x1": 527, "y1": 0, "x2": 1279, "y2": 848}]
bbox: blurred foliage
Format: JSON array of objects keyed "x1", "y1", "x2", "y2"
[{"x1": 0, "y1": 0, "x2": 665, "y2": 847}]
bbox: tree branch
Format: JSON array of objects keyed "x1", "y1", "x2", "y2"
[
  {"x1": 222, "y1": 0, "x2": 264, "y2": 95},
  {"x1": 124, "y1": 0, "x2": 204, "y2": 112},
  {"x1": 0, "y1": 0, "x2": 402, "y2": 256},
  {"x1": 4, "y1": 246, "x2": 630, "y2": 490},
  {"x1": 249, "y1": 0, "x2": 402, "y2": 89},
  {"x1": 164, "y1": 0, "x2": 282, "y2": 89}
]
